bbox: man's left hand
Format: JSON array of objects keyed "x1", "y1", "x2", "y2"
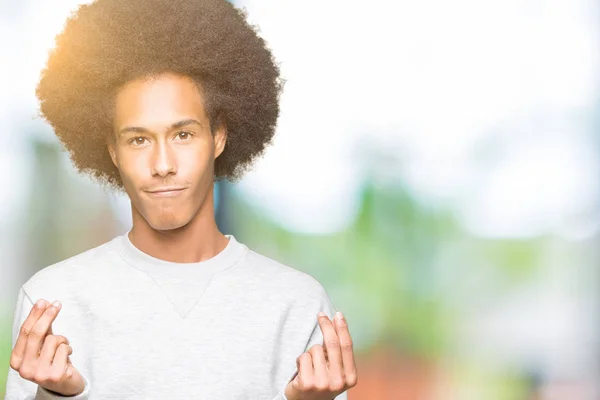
[{"x1": 284, "y1": 311, "x2": 358, "y2": 400}]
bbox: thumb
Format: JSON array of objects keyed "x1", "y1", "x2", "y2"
[
  {"x1": 290, "y1": 369, "x2": 298, "y2": 383},
  {"x1": 284, "y1": 370, "x2": 300, "y2": 400},
  {"x1": 58, "y1": 360, "x2": 86, "y2": 396}
]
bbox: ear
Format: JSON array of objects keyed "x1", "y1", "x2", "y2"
[
  {"x1": 107, "y1": 142, "x2": 119, "y2": 168},
  {"x1": 213, "y1": 115, "x2": 227, "y2": 159}
]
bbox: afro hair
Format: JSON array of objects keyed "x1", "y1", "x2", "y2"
[{"x1": 35, "y1": 0, "x2": 284, "y2": 194}]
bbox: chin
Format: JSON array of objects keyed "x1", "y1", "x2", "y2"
[
  {"x1": 145, "y1": 212, "x2": 192, "y2": 232},
  {"x1": 132, "y1": 195, "x2": 199, "y2": 232},
  {"x1": 148, "y1": 219, "x2": 189, "y2": 231}
]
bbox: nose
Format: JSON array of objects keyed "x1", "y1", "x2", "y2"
[{"x1": 150, "y1": 141, "x2": 177, "y2": 177}]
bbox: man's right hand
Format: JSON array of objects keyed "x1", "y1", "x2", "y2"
[{"x1": 9, "y1": 298, "x2": 86, "y2": 396}]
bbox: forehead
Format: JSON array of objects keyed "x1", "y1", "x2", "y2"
[{"x1": 113, "y1": 73, "x2": 207, "y2": 129}]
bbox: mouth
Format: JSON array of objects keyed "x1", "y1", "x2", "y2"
[{"x1": 145, "y1": 188, "x2": 187, "y2": 197}]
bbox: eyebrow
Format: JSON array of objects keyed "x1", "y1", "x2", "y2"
[{"x1": 118, "y1": 118, "x2": 203, "y2": 136}]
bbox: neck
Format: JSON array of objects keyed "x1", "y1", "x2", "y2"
[{"x1": 128, "y1": 182, "x2": 229, "y2": 263}]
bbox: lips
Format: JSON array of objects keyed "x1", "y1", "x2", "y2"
[
  {"x1": 145, "y1": 187, "x2": 187, "y2": 197},
  {"x1": 147, "y1": 187, "x2": 186, "y2": 193}
]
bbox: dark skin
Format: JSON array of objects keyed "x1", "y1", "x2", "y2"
[{"x1": 11, "y1": 72, "x2": 358, "y2": 398}]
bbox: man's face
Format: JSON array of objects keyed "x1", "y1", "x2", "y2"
[{"x1": 108, "y1": 72, "x2": 226, "y2": 231}]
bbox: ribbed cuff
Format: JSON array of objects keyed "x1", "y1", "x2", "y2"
[{"x1": 35, "y1": 376, "x2": 90, "y2": 400}]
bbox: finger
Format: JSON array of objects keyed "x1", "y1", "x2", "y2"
[
  {"x1": 51, "y1": 343, "x2": 72, "y2": 374},
  {"x1": 307, "y1": 345, "x2": 329, "y2": 388},
  {"x1": 49, "y1": 345, "x2": 83, "y2": 397},
  {"x1": 24, "y1": 301, "x2": 61, "y2": 362},
  {"x1": 44, "y1": 344, "x2": 72, "y2": 386},
  {"x1": 296, "y1": 352, "x2": 314, "y2": 385},
  {"x1": 10, "y1": 299, "x2": 48, "y2": 369},
  {"x1": 317, "y1": 312, "x2": 343, "y2": 379},
  {"x1": 334, "y1": 311, "x2": 358, "y2": 387},
  {"x1": 39, "y1": 335, "x2": 70, "y2": 367}
]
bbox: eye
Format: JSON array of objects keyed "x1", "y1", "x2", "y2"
[
  {"x1": 176, "y1": 131, "x2": 193, "y2": 140},
  {"x1": 129, "y1": 136, "x2": 147, "y2": 146}
]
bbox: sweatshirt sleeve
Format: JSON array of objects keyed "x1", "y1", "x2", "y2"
[
  {"x1": 272, "y1": 284, "x2": 349, "y2": 400},
  {"x1": 4, "y1": 286, "x2": 91, "y2": 400}
]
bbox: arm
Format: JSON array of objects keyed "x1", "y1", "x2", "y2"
[{"x1": 4, "y1": 286, "x2": 91, "y2": 400}]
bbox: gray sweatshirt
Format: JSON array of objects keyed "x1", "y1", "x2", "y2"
[{"x1": 5, "y1": 232, "x2": 348, "y2": 400}]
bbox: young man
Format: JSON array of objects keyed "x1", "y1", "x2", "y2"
[{"x1": 5, "y1": 0, "x2": 357, "y2": 399}]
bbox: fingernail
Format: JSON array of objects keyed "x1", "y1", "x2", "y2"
[
  {"x1": 35, "y1": 299, "x2": 45, "y2": 308},
  {"x1": 52, "y1": 301, "x2": 61, "y2": 308},
  {"x1": 335, "y1": 311, "x2": 344, "y2": 321},
  {"x1": 318, "y1": 312, "x2": 327, "y2": 318}
]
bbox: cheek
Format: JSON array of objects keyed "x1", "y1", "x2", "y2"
[
  {"x1": 121, "y1": 154, "x2": 147, "y2": 180},
  {"x1": 180, "y1": 146, "x2": 214, "y2": 175},
  {"x1": 116, "y1": 153, "x2": 151, "y2": 196}
]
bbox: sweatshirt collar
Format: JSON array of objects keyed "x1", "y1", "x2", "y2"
[{"x1": 114, "y1": 230, "x2": 247, "y2": 278}]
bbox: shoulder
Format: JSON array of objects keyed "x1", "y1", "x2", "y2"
[
  {"x1": 240, "y1": 246, "x2": 331, "y2": 302},
  {"x1": 239, "y1": 246, "x2": 340, "y2": 330},
  {"x1": 22, "y1": 236, "x2": 119, "y2": 299}
]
